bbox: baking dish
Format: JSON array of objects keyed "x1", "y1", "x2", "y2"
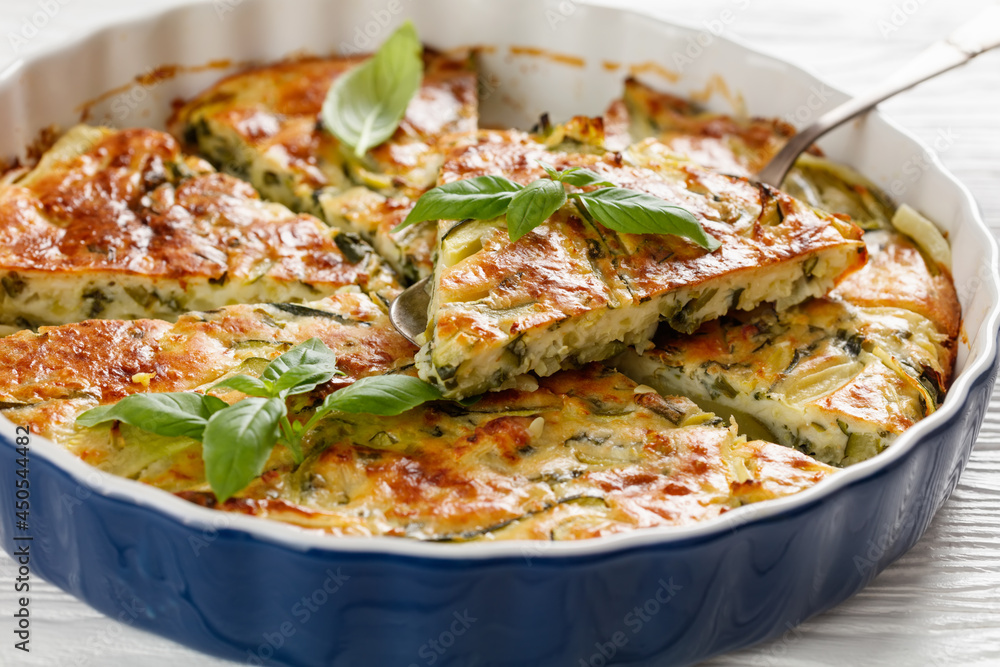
[{"x1": 1, "y1": 0, "x2": 998, "y2": 665}]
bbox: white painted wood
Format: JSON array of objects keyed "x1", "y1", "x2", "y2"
[{"x1": 0, "y1": 1, "x2": 998, "y2": 665}]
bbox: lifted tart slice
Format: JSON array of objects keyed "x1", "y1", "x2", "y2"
[
  {"x1": 0, "y1": 126, "x2": 399, "y2": 332},
  {"x1": 417, "y1": 131, "x2": 867, "y2": 398}
]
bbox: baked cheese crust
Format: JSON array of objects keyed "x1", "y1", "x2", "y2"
[
  {"x1": 168, "y1": 51, "x2": 479, "y2": 282},
  {"x1": 0, "y1": 126, "x2": 400, "y2": 332},
  {"x1": 608, "y1": 77, "x2": 797, "y2": 177},
  {"x1": 0, "y1": 293, "x2": 416, "y2": 484},
  {"x1": 617, "y1": 288, "x2": 952, "y2": 466},
  {"x1": 180, "y1": 364, "x2": 833, "y2": 540},
  {"x1": 0, "y1": 63, "x2": 961, "y2": 540},
  {"x1": 418, "y1": 130, "x2": 867, "y2": 398},
  {"x1": 614, "y1": 124, "x2": 959, "y2": 466}
]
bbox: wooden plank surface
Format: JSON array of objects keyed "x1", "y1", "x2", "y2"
[{"x1": 0, "y1": 1, "x2": 998, "y2": 665}]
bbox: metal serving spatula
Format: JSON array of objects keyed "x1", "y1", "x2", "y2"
[{"x1": 390, "y1": 7, "x2": 1000, "y2": 345}]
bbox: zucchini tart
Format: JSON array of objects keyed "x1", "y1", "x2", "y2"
[{"x1": 0, "y1": 42, "x2": 961, "y2": 540}]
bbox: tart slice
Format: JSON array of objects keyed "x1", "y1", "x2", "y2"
[
  {"x1": 0, "y1": 292, "x2": 416, "y2": 484},
  {"x1": 417, "y1": 131, "x2": 867, "y2": 398},
  {"x1": 181, "y1": 363, "x2": 834, "y2": 540},
  {"x1": 616, "y1": 215, "x2": 959, "y2": 467},
  {"x1": 1, "y1": 323, "x2": 834, "y2": 538},
  {"x1": 0, "y1": 126, "x2": 398, "y2": 333},
  {"x1": 169, "y1": 50, "x2": 479, "y2": 281},
  {"x1": 616, "y1": 291, "x2": 952, "y2": 467},
  {"x1": 606, "y1": 77, "x2": 797, "y2": 177}
]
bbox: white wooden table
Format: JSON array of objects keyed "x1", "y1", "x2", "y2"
[{"x1": 1, "y1": 1, "x2": 998, "y2": 665}]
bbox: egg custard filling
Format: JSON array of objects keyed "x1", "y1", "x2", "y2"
[{"x1": 0, "y1": 36, "x2": 960, "y2": 540}]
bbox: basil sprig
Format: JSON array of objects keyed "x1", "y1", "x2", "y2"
[
  {"x1": 321, "y1": 20, "x2": 424, "y2": 158},
  {"x1": 76, "y1": 338, "x2": 442, "y2": 502},
  {"x1": 394, "y1": 161, "x2": 720, "y2": 250}
]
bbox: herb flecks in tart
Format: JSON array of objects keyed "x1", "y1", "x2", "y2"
[
  {"x1": 0, "y1": 126, "x2": 399, "y2": 332},
  {"x1": 416, "y1": 131, "x2": 867, "y2": 399},
  {"x1": 168, "y1": 40, "x2": 479, "y2": 282},
  {"x1": 0, "y1": 33, "x2": 963, "y2": 539}
]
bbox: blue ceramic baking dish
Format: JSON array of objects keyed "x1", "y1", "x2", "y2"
[{"x1": 1, "y1": 1, "x2": 998, "y2": 665}]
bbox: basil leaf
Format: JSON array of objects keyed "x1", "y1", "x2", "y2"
[
  {"x1": 394, "y1": 175, "x2": 523, "y2": 232},
  {"x1": 536, "y1": 161, "x2": 614, "y2": 188},
  {"x1": 202, "y1": 397, "x2": 286, "y2": 502},
  {"x1": 537, "y1": 160, "x2": 562, "y2": 181},
  {"x1": 557, "y1": 167, "x2": 615, "y2": 189},
  {"x1": 76, "y1": 392, "x2": 216, "y2": 440},
  {"x1": 203, "y1": 395, "x2": 231, "y2": 415},
  {"x1": 506, "y1": 178, "x2": 567, "y2": 242},
  {"x1": 321, "y1": 21, "x2": 424, "y2": 158},
  {"x1": 210, "y1": 375, "x2": 272, "y2": 397},
  {"x1": 261, "y1": 338, "x2": 340, "y2": 387},
  {"x1": 577, "y1": 188, "x2": 721, "y2": 251},
  {"x1": 273, "y1": 365, "x2": 340, "y2": 397},
  {"x1": 320, "y1": 375, "x2": 442, "y2": 416}
]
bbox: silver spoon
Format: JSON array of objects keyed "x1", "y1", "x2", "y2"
[
  {"x1": 390, "y1": 7, "x2": 1000, "y2": 344},
  {"x1": 757, "y1": 6, "x2": 1000, "y2": 187}
]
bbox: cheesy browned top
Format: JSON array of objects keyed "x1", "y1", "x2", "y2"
[
  {"x1": 611, "y1": 77, "x2": 798, "y2": 177},
  {"x1": 438, "y1": 132, "x2": 864, "y2": 303},
  {"x1": 419, "y1": 130, "x2": 867, "y2": 398},
  {"x1": 0, "y1": 56, "x2": 963, "y2": 542},
  {"x1": 168, "y1": 50, "x2": 480, "y2": 282},
  {"x1": 0, "y1": 294, "x2": 416, "y2": 484},
  {"x1": 169, "y1": 51, "x2": 479, "y2": 195},
  {"x1": 0, "y1": 126, "x2": 396, "y2": 294},
  {"x1": 177, "y1": 364, "x2": 835, "y2": 540}
]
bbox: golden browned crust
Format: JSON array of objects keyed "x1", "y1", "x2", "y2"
[
  {"x1": 0, "y1": 293, "x2": 415, "y2": 409},
  {"x1": 833, "y1": 231, "x2": 961, "y2": 345},
  {"x1": 439, "y1": 131, "x2": 864, "y2": 303},
  {"x1": 0, "y1": 128, "x2": 388, "y2": 286},
  {"x1": 168, "y1": 51, "x2": 478, "y2": 282},
  {"x1": 172, "y1": 364, "x2": 834, "y2": 540},
  {"x1": 617, "y1": 77, "x2": 799, "y2": 177},
  {"x1": 168, "y1": 51, "x2": 479, "y2": 195}
]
